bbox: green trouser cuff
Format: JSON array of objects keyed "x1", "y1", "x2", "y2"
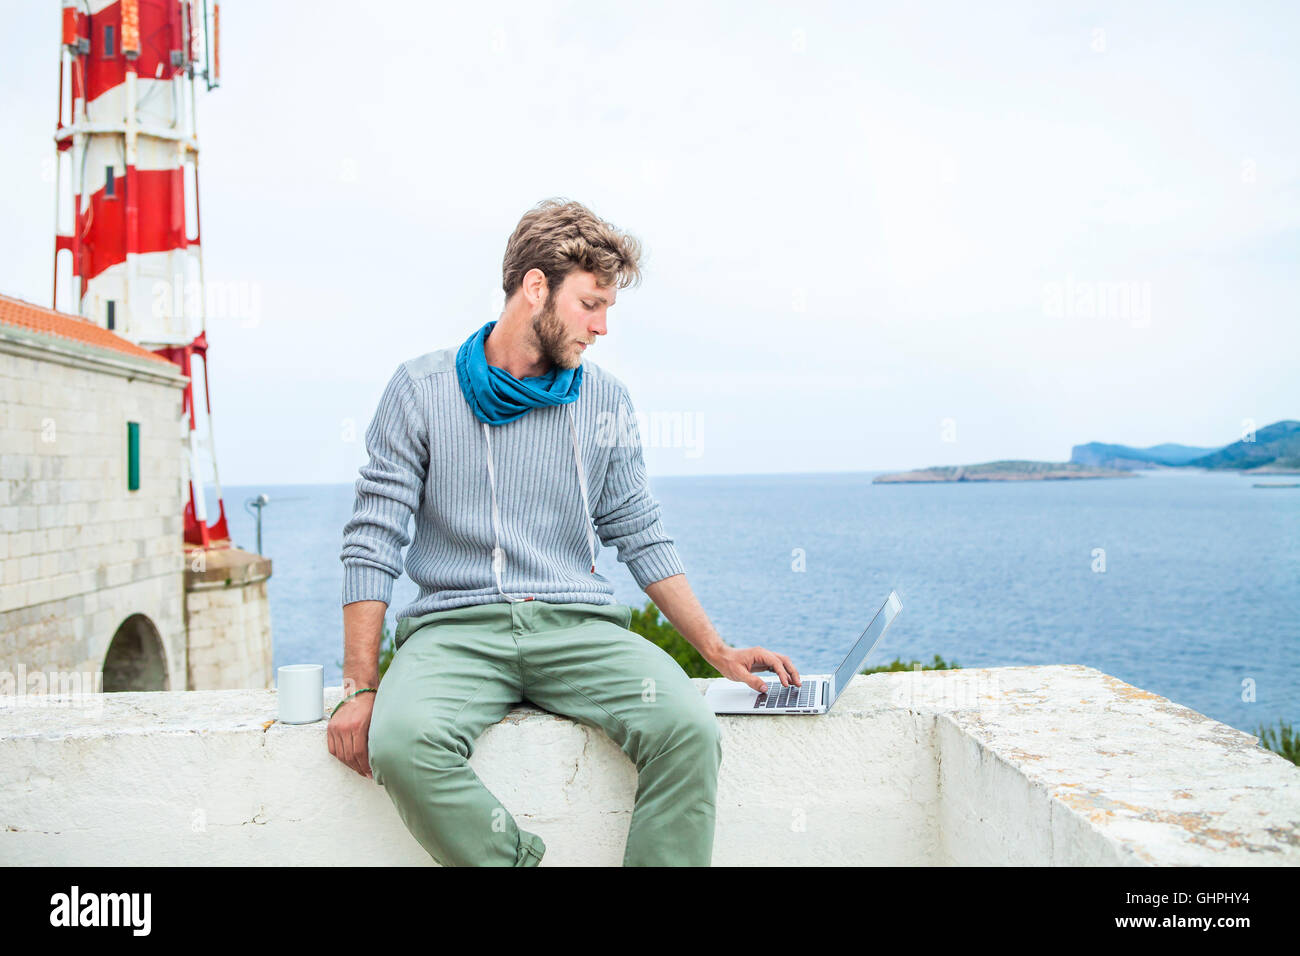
[{"x1": 516, "y1": 830, "x2": 546, "y2": 867}]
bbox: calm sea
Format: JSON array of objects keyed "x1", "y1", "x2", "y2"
[{"x1": 221, "y1": 470, "x2": 1299, "y2": 738}]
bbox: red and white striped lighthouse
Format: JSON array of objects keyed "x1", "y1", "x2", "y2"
[{"x1": 52, "y1": 0, "x2": 231, "y2": 549}]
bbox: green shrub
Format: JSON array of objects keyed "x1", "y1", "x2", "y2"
[
  {"x1": 628, "y1": 600, "x2": 959, "y2": 683},
  {"x1": 336, "y1": 619, "x2": 397, "y2": 684},
  {"x1": 629, "y1": 599, "x2": 721, "y2": 679},
  {"x1": 861, "y1": 653, "x2": 959, "y2": 674},
  {"x1": 377, "y1": 619, "x2": 397, "y2": 682},
  {"x1": 1257, "y1": 719, "x2": 1299, "y2": 766}
]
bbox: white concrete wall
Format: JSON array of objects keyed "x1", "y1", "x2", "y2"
[
  {"x1": 0, "y1": 333, "x2": 190, "y2": 691},
  {"x1": 927, "y1": 667, "x2": 1300, "y2": 865},
  {"x1": 2, "y1": 665, "x2": 1295, "y2": 866}
]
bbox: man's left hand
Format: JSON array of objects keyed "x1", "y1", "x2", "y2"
[{"x1": 709, "y1": 647, "x2": 800, "y2": 694}]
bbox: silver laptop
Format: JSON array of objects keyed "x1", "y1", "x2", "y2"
[{"x1": 705, "y1": 590, "x2": 902, "y2": 715}]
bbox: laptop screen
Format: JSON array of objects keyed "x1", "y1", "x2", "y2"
[{"x1": 831, "y1": 591, "x2": 902, "y2": 703}]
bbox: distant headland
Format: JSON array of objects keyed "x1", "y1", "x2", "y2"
[{"x1": 873, "y1": 420, "x2": 1300, "y2": 483}]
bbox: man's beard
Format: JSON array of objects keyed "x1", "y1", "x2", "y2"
[{"x1": 531, "y1": 293, "x2": 581, "y2": 371}]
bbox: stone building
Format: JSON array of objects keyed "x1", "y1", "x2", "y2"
[{"x1": 0, "y1": 293, "x2": 271, "y2": 694}]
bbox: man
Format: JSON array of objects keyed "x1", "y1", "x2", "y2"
[{"x1": 329, "y1": 198, "x2": 800, "y2": 867}]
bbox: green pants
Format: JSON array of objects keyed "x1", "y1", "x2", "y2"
[{"x1": 367, "y1": 600, "x2": 723, "y2": 866}]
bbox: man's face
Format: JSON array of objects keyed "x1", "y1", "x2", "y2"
[{"x1": 530, "y1": 270, "x2": 617, "y2": 371}]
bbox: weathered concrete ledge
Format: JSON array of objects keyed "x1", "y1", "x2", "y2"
[{"x1": 1, "y1": 665, "x2": 1296, "y2": 865}]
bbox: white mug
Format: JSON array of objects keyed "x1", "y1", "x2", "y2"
[{"x1": 277, "y1": 664, "x2": 324, "y2": 724}]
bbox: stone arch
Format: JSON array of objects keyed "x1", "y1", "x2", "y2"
[{"x1": 103, "y1": 614, "x2": 170, "y2": 692}]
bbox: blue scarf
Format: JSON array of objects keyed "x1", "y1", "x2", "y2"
[{"x1": 455, "y1": 319, "x2": 584, "y2": 425}]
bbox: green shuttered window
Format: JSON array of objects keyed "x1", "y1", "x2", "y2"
[{"x1": 127, "y1": 421, "x2": 140, "y2": 491}]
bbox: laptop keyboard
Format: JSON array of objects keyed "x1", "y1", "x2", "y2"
[{"x1": 755, "y1": 679, "x2": 817, "y2": 709}]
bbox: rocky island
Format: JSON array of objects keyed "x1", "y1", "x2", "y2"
[
  {"x1": 874, "y1": 420, "x2": 1299, "y2": 483},
  {"x1": 873, "y1": 460, "x2": 1135, "y2": 483}
]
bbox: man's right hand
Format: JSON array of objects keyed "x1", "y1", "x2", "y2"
[{"x1": 327, "y1": 691, "x2": 377, "y2": 780}]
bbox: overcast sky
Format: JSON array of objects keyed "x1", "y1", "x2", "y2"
[{"x1": 2, "y1": 0, "x2": 1296, "y2": 482}]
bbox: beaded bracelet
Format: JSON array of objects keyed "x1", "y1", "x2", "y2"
[{"x1": 330, "y1": 687, "x2": 377, "y2": 719}]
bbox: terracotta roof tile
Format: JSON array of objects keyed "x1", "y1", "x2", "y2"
[{"x1": 0, "y1": 293, "x2": 176, "y2": 368}]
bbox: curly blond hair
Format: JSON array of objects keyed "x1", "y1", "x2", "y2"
[{"x1": 502, "y1": 198, "x2": 644, "y2": 301}]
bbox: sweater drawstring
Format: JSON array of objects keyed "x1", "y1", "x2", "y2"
[{"x1": 481, "y1": 403, "x2": 598, "y2": 604}]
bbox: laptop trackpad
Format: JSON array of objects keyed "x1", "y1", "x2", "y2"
[{"x1": 705, "y1": 679, "x2": 761, "y2": 712}]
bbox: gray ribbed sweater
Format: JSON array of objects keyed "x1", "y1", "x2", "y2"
[{"x1": 339, "y1": 346, "x2": 686, "y2": 619}]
